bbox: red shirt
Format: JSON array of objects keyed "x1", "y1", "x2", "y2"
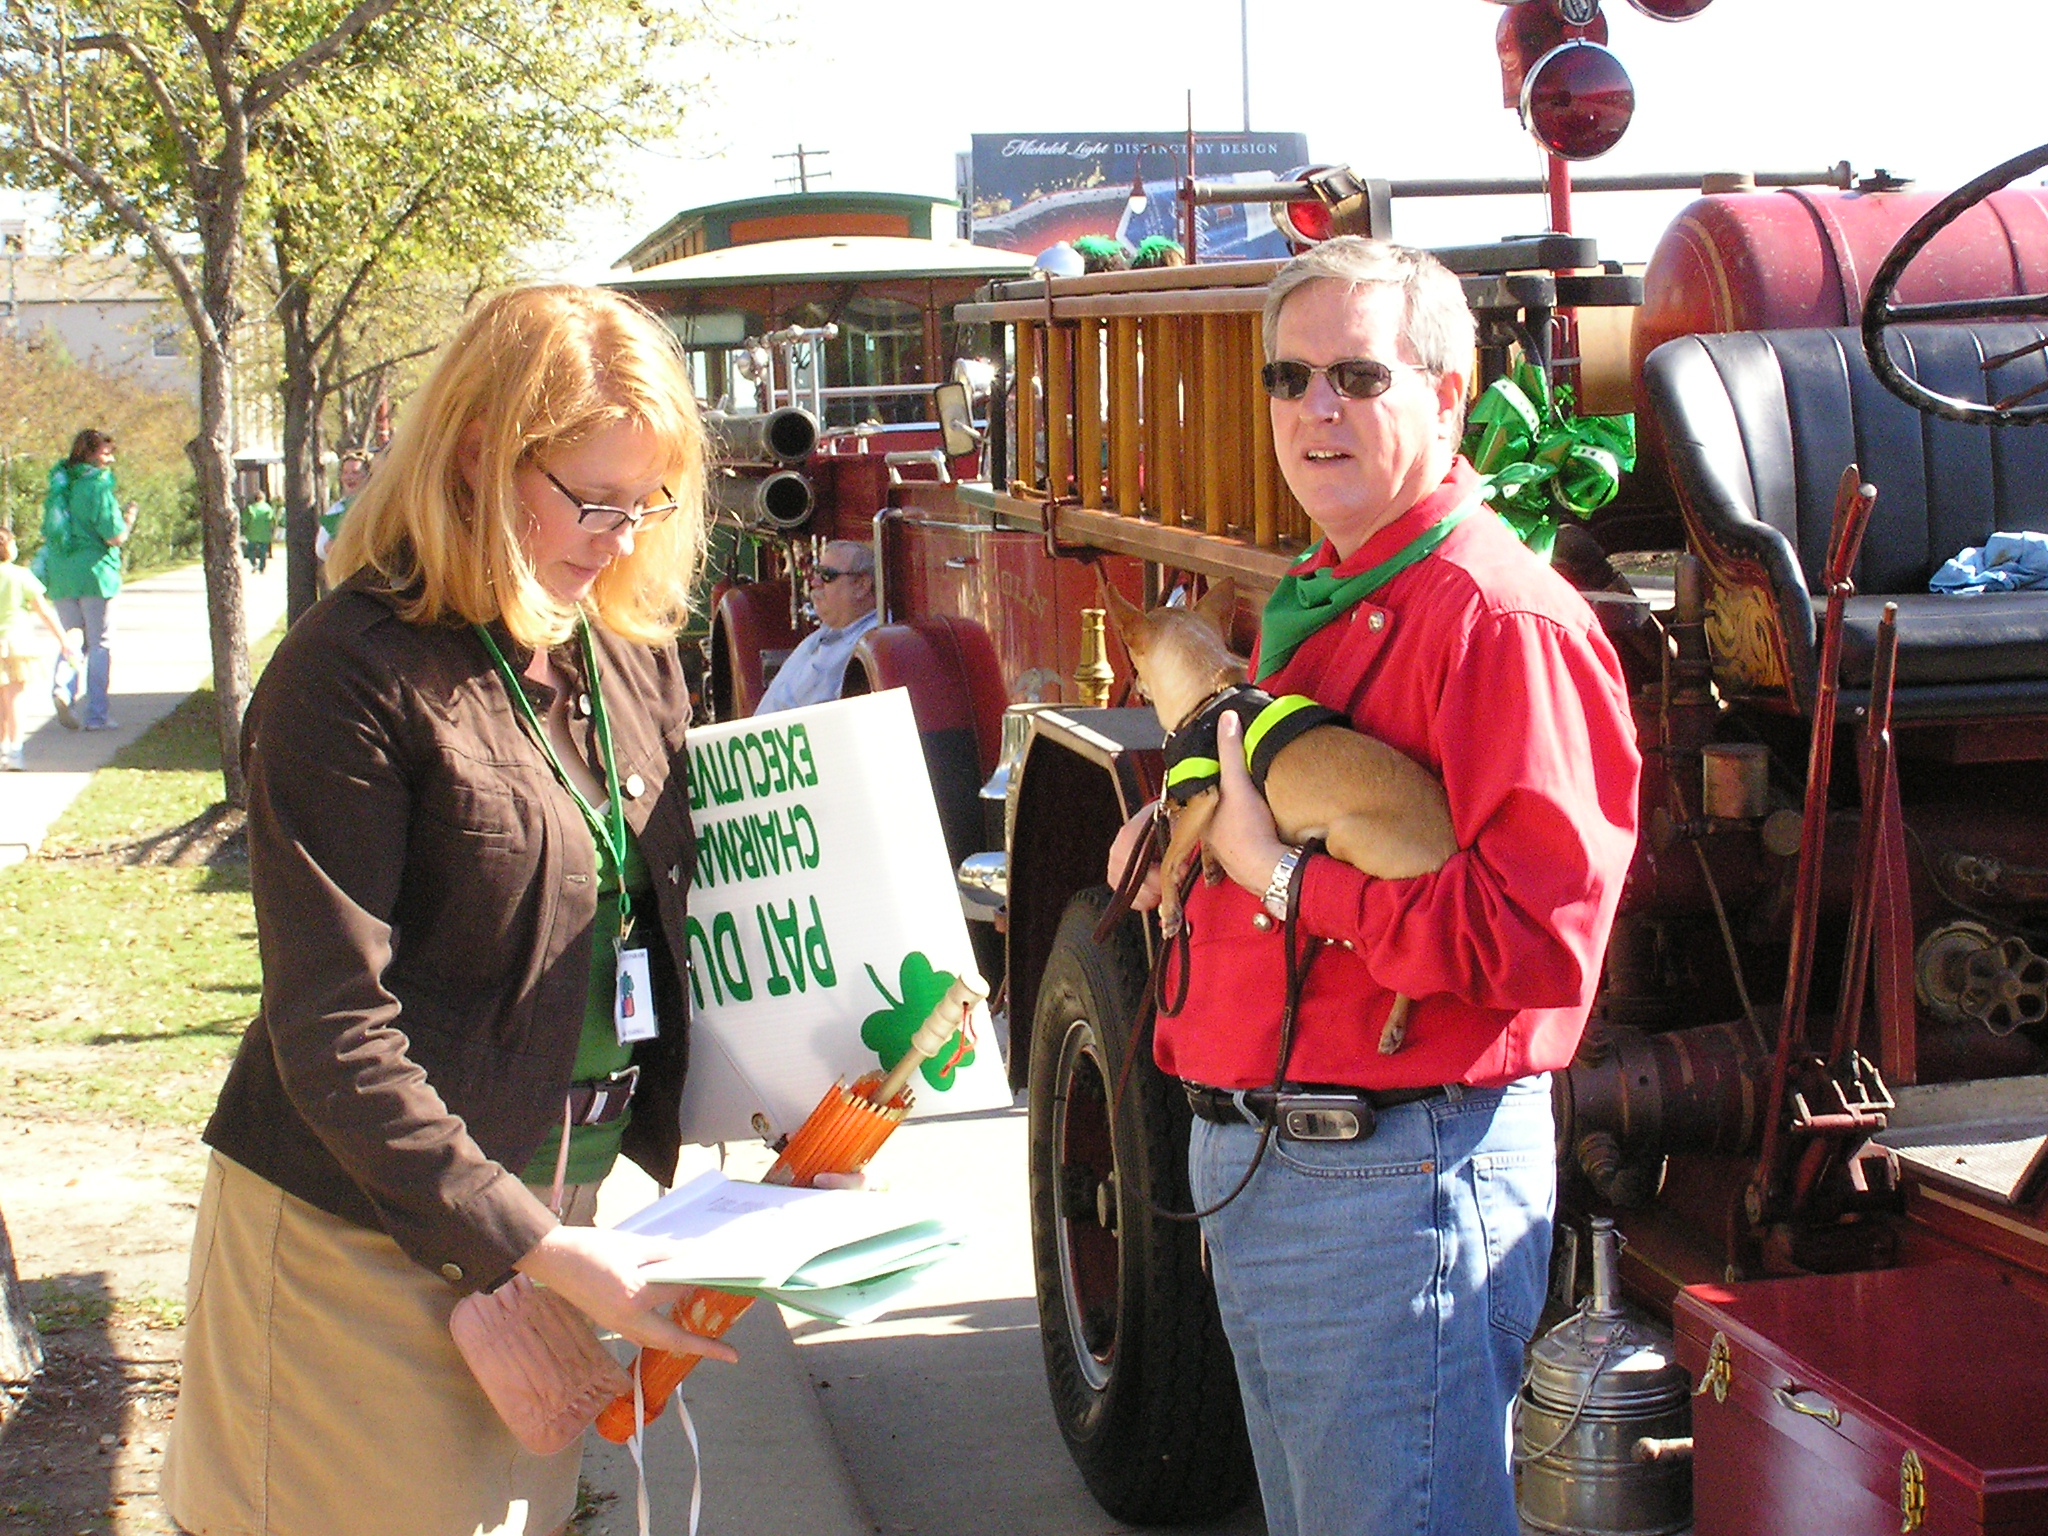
[{"x1": 1153, "y1": 459, "x2": 1641, "y2": 1091}]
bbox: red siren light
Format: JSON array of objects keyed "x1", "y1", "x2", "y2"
[
  {"x1": 1625, "y1": 0, "x2": 1712, "y2": 17},
  {"x1": 1274, "y1": 198, "x2": 1335, "y2": 250},
  {"x1": 1521, "y1": 41, "x2": 1635, "y2": 161},
  {"x1": 1495, "y1": 0, "x2": 1608, "y2": 108}
]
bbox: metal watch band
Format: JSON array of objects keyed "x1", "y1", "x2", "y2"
[{"x1": 1262, "y1": 845, "x2": 1307, "y2": 920}]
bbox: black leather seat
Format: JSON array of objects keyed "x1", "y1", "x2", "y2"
[{"x1": 1644, "y1": 323, "x2": 2048, "y2": 717}]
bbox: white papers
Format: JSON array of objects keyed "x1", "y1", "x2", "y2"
[{"x1": 615, "y1": 1171, "x2": 963, "y2": 1324}]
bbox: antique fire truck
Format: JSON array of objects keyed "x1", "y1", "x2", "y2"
[{"x1": 679, "y1": 9, "x2": 2048, "y2": 1531}]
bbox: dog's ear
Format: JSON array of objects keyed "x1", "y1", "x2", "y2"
[
  {"x1": 1098, "y1": 573, "x2": 1150, "y2": 653},
  {"x1": 1192, "y1": 576, "x2": 1238, "y2": 635}
]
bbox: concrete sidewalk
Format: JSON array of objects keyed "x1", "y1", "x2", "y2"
[{"x1": 0, "y1": 558, "x2": 289, "y2": 865}]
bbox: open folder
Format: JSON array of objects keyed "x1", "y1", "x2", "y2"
[{"x1": 613, "y1": 1170, "x2": 964, "y2": 1325}]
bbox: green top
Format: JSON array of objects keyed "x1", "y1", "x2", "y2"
[
  {"x1": 521, "y1": 827, "x2": 652, "y2": 1188},
  {"x1": 1254, "y1": 499, "x2": 1481, "y2": 683},
  {"x1": 41, "y1": 461, "x2": 126, "y2": 601},
  {"x1": 320, "y1": 496, "x2": 351, "y2": 542},
  {"x1": 242, "y1": 501, "x2": 277, "y2": 544},
  {"x1": 0, "y1": 563, "x2": 47, "y2": 646}
]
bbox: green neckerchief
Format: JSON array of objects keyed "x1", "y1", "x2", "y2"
[
  {"x1": 474, "y1": 619, "x2": 631, "y2": 935},
  {"x1": 1255, "y1": 499, "x2": 1481, "y2": 683}
]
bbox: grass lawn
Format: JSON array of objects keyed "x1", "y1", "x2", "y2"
[{"x1": 0, "y1": 625, "x2": 281, "y2": 1130}]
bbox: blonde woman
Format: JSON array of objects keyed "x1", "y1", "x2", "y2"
[{"x1": 162, "y1": 285, "x2": 734, "y2": 1536}]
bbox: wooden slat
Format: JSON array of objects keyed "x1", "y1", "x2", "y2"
[
  {"x1": 959, "y1": 285, "x2": 1272, "y2": 324},
  {"x1": 985, "y1": 260, "x2": 1287, "y2": 302},
  {"x1": 1045, "y1": 323, "x2": 1072, "y2": 499},
  {"x1": 1252, "y1": 351, "x2": 1276, "y2": 547},
  {"x1": 1199, "y1": 313, "x2": 1227, "y2": 536},
  {"x1": 1076, "y1": 319, "x2": 1104, "y2": 510},
  {"x1": 1155, "y1": 317, "x2": 1185, "y2": 527},
  {"x1": 958, "y1": 486, "x2": 1303, "y2": 591},
  {"x1": 1108, "y1": 317, "x2": 1141, "y2": 518},
  {"x1": 1015, "y1": 322, "x2": 1040, "y2": 492}
]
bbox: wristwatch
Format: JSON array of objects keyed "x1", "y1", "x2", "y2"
[{"x1": 1261, "y1": 845, "x2": 1308, "y2": 921}]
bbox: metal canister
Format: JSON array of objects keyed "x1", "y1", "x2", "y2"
[{"x1": 1516, "y1": 1220, "x2": 1692, "y2": 1536}]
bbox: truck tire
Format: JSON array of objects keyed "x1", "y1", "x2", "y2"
[{"x1": 1027, "y1": 886, "x2": 1255, "y2": 1525}]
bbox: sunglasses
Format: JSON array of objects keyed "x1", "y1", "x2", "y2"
[
  {"x1": 540, "y1": 468, "x2": 680, "y2": 533},
  {"x1": 1260, "y1": 358, "x2": 1426, "y2": 402},
  {"x1": 811, "y1": 565, "x2": 869, "y2": 586}
]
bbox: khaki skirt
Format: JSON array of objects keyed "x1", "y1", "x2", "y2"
[{"x1": 161, "y1": 1152, "x2": 597, "y2": 1536}]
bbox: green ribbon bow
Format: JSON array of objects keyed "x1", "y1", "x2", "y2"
[{"x1": 1460, "y1": 360, "x2": 1636, "y2": 559}]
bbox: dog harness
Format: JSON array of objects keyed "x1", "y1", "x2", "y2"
[{"x1": 1162, "y1": 686, "x2": 1347, "y2": 804}]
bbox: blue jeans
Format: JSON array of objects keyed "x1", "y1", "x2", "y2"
[
  {"x1": 54, "y1": 593, "x2": 114, "y2": 727},
  {"x1": 1189, "y1": 1076, "x2": 1555, "y2": 1536}
]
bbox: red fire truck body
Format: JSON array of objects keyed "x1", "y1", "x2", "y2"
[{"x1": 655, "y1": 121, "x2": 2048, "y2": 1536}]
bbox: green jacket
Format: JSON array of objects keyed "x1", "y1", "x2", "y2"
[
  {"x1": 41, "y1": 461, "x2": 126, "y2": 601},
  {"x1": 242, "y1": 500, "x2": 277, "y2": 545}
]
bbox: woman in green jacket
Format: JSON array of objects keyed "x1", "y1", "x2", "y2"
[{"x1": 42, "y1": 428, "x2": 138, "y2": 731}]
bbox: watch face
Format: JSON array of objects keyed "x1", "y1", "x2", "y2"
[{"x1": 1553, "y1": 0, "x2": 1601, "y2": 24}]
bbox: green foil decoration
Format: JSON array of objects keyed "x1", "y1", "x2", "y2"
[{"x1": 1461, "y1": 360, "x2": 1636, "y2": 558}]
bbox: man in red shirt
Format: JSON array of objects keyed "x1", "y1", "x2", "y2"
[{"x1": 1108, "y1": 238, "x2": 1639, "y2": 1535}]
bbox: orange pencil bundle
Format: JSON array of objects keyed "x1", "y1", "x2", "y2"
[{"x1": 595, "y1": 970, "x2": 986, "y2": 1443}]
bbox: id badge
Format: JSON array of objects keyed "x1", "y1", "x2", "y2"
[{"x1": 614, "y1": 945, "x2": 659, "y2": 1045}]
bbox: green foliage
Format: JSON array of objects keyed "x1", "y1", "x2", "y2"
[
  {"x1": 861, "y1": 953, "x2": 976, "y2": 1092},
  {"x1": 0, "y1": 340, "x2": 201, "y2": 576}
]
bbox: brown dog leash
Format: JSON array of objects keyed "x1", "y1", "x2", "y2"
[{"x1": 1093, "y1": 802, "x2": 1166, "y2": 945}]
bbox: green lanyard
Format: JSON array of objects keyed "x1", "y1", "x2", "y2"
[
  {"x1": 1255, "y1": 498, "x2": 1481, "y2": 683},
  {"x1": 474, "y1": 619, "x2": 631, "y2": 936}
]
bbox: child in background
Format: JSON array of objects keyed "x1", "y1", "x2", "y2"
[{"x1": 0, "y1": 526, "x2": 85, "y2": 770}]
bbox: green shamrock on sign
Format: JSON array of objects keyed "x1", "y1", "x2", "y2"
[{"x1": 862, "y1": 952, "x2": 975, "y2": 1090}]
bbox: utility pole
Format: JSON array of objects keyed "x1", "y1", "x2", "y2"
[
  {"x1": 0, "y1": 219, "x2": 25, "y2": 344},
  {"x1": 1241, "y1": 0, "x2": 1251, "y2": 132},
  {"x1": 774, "y1": 145, "x2": 832, "y2": 193}
]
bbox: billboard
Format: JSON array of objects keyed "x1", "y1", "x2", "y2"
[{"x1": 968, "y1": 132, "x2": 1311, "y2": 263}]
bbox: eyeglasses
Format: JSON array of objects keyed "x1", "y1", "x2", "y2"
[
  {"x1": 810, "y1": 565, "x2": 870, "y2": 586},
  {"x1": 1259, "y1": 358, "x2": 1427, "y2": 402},
  {"x1": 540, "y1": 467, "x2": 680, "y2": 533}
]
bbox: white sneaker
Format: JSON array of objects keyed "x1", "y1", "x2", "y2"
[{"x1": 2, "y1": 744, "x2": 22, "y2": 771}]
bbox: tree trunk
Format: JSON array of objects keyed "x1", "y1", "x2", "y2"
[
  {"x1": 0, "y1": 1201, "x2": 44, "y2": 1395},
  {"x1": 192, "y1": 332, "x2": 252, "y2": 808},
  {"x1": 279, "y1": 272, "x2": 321, "y2": 625}
]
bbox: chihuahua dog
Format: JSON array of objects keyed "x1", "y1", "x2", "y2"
[{"x1": 1103, "y1": 576, "x2": 1456, "y2": 962}]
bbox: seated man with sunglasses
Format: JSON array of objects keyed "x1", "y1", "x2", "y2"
[
  {"x1": 1107, "y1": 237, "x2": 1640, "y2": 1536},
  {"x1": 754, "y1": 540, "x2": 878, "y2": 715}
]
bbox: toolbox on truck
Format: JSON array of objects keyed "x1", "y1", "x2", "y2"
[{"x1": 1675, "y1": 1265, "x2": 2048, "y2": 1535}]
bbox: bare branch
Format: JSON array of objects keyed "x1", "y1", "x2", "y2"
[
  {"x1": 328, "y1": 342, "x2": 436, "y2": 392},
  {"x1": 244, "y1": 0, "x2": 405, "y2": 121},
  {"x1": 307, "y1": 173, "x2": 442, "y2": 354},
  {"x1": 8, "y1": 92, "x2": 219, "y2": 358},
  {"x1": 67, "y1": 31, "x2": 203, "y2": 179}
]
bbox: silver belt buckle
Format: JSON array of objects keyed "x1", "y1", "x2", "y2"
[{"x1": 1275, "y1": 1092, "x2": 1372, "y2": 1142}]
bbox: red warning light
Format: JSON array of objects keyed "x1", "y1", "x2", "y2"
[
  {"x1": 1520, "y1": 40, "x2": 1635, "y2": 161},
  {"x1": 1625, "y1": 0, "x2": 1712, "y2": 16},
  {"x1": 1495, "y1": 1, "x2": 1608, "y2": 109},
  {"x1": 1274, "y1": 199, "x2": 1334, "y2": 249}
]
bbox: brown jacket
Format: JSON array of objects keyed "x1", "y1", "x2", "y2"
[{"x1": 207, "y1": 575, "x2": 697, "y2": 1292}]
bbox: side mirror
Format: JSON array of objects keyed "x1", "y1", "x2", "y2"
[{"x1": 934, "y1": 381, "x2": 982, "y2": 460}]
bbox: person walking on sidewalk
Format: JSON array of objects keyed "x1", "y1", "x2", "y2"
[
  {"x1": 241, "y1": 491, "x2": 277, "y2": 573},
  {"x1": 161, "y1": 284, "x2": 738, "y2": 1536},
  {"x1": 0, "y1": 526, "x2": 84, "y2": 770},
  {"x1": 41, "y1": 429, "x2": 138, "y2": 731}
]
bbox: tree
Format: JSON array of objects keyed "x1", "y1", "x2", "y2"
[
  {"x1": 2, "y1": 0, "x2": 406, "y2": 805},
  {"x1": 250, "y1": 0, "x2": 707, "y2": 619}
]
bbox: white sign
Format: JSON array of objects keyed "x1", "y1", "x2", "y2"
[{"x1": 676, "y1": 688, "x2": 1010, "y2": 1144}]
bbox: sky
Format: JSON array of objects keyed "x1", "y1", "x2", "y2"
[
  {"x1": 547, "y1": 0, "x2": 2048, "y2": 279},
  {"x1": 5, "y1": 2, "x2": 2043, "y2": 275}
]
